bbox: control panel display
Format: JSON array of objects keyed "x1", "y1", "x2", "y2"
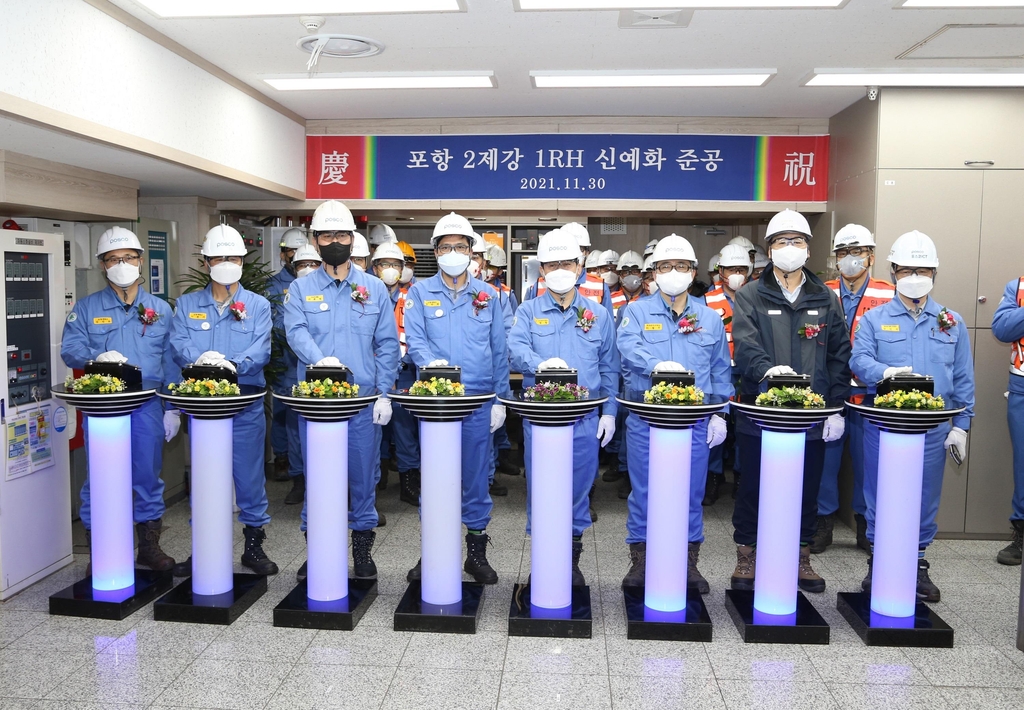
[{"x1": 5, "y1": 252, "x2": 51, "y2": 405}]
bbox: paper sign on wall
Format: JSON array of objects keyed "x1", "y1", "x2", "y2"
[{"x1": 6, "y1": 404, "x2": 53, "y2": 480}]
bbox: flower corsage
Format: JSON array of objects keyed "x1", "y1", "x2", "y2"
[
  {"x1": 472, "y1": 291, "x2": 490, "y2": 315},
  {"x1": 575, "y1": 306, "x2": 596, "y2": 333},
  {"x1": 137, "y1": 303, "x2": 159, "y2": 334},
  {"x1": 228, "y1": 301, "x2": 247, "y2": 321},
  {"x1": 798, "y1": 323, "x2": 824, "y2": 339},
  {"x1": 677, "y1": 314, "x2": 701, "y2": 334},
  {"x1": 351, "y1": 284, "x2": 370, "y2": 307},
  {"x1": 937, "y1": 308, "x2": 956, "y2": 333}
]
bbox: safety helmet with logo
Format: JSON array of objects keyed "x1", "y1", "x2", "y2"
[
  {"x1": 709, "y1": 253, "x2": 721, "y2": 272},
  {"x1": 765, "y1": 209, "x2": 812, "y2": 243},
  {"x1": 753, "y1": 250, "x2": 770, "y2": 270},
  {"x1": 887, "y1": 230, "x2": 939, "y2": 269},
  {"x1": 397, "y1": 241, "x2": 417, "y2": 263},
  {"x1": 728, "y1": 236, "x2": 756, "y2": 252},
  {"x1": 368, "y1": 223, "x2": 398, "y2": 246},
  {"x1": 310, "y1": 200, "x2": 357, "y2": 233},
  {"x1": 561, "y1": 222, "x2": 591, "y2": 248},
  {"x1": 651, "y1": 234, "x2": 698, "y2": 267},
  {"x1": 599, "y1": 249, "x2": 620, "y2": 267},
  {"x1": 617, "y1": 250, "x2": 643, "y2": 270},
  {"x1": 485, "y1": 244, "x2": 507, "y2": 267},
  {"x1": 718, "y1": 243, "x2": 753, "y2": 274},
  {"x1": 351, "y1": 232, "x2": 371, "y2": 259},
  {"x1": 585, "y1": 251, "x2": 602, "y2": 269},
  {"x1": 537, "y1": 228, "x2": 582, "y2": 263},
  {"x1": 372, "y1": 241, "x2": 405, "y2": 264},
  {"x1": 642, "y1": 254, "x2": 655, "y2": 272},
  {"x1": 832, "y1": 223, "x2": 875, "y2": 252},
  {"x1": 431, "y1": 212, "x2": 474, "y2": 247},
  {"x1": 279, "y1": 228, "x2": 307, "y2": 250},
  {"x1": 96, "y1": 226, "x2": 144, "y2": 257},
  {"x1": 472, "y1": 233, "x2": 488, "y2": 254},
  {"x1": 293, "y1": 243, "x2": 323, "y2": 265},
  {"x1": 201, "y1": 225, "x2": 246, "y2": 257},
  {"x1": 643, "y1": 238, "x2": 659, "y2": 257}
]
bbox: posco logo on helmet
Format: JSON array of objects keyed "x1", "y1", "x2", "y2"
[
  {"x1": 110, "y1": 235, "x2": 130, "y2": 244},
  {"x1": 216, "y1": 241, "x2": 234, "y2": 248},
  {"x1": 549, "y1": 245, "x2": 569, "y2": 251}
]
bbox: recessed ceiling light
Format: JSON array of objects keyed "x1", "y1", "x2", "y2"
[
  {"x1": 133, "y1": 0, "x2": 463, "y2": 18},
  {"x1": 805, "y1": 69, "x2": 1024, "y2": 86},
  {"x1": 896, "y1": 0, "x2": 1024, "y2": 6},
  {"x1": 517, "y1": 0, "x2": 844, "y2": 9},
  {"x1": 531, "y1": 70, "x2": 774, "y2": 88},
  {"x1": 265, "y1": 73, "x2": 495, "y2": 91}
]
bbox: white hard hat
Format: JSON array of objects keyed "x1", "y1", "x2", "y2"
[
  {"x1": 643, "y1": 238, "x2": 659, "y2": 257},
  {"x1": 617, "y1": 250, "x2": 643, "y2": 270},
  {"x1": 201, "y1": 224, "x2": 246, "y2": 258},
  {"x1": 728, "y1": 236, "x2": 756, "y2": 251},
  {"x1": 431, "y1": 212, "x2": 474, "y2": 246},
  {"x1": 753, "y1": 245, "x2": 767, "y2": 259},
  {"x1": 371, "y1": 241, "x2": 404, "y2": 263},
  {"x1": 599, "y1": 249, "x2": 620, "y2": 267},
  {"x1": 585, "y1": 251, "x2": 603, "y2": 269},
  {"x1": 765, "y1": 209, "x2": 812, "y2": 242},
  {"x1": 293, "y1": 243, "x2": 322, "y2": 264},
  {"x1": 754, "y1": 251, "x2": 770, "y2": 270},
  {"x1": 642, "y1": 255, "x2": 655, "y2": 272},
  {"x1": 651, "y1": 234, "x2": 698, "y2": 267},
  {"x1": 279, "y1": 228, "x2": 307, "y2": 250},
  {"x1": 537, "y1": 228, "x2": 582, "y2": 263},
  {"x1": 486, "y1": 244, "x2": 507, "y2": 267},
  {"x1": 95, "y1": 226, "x2": 143, "y2": 257},
  {"x1": 887, "y1": 230, "x2": 939, "y2": 269},
  {"x1": 718, "y1": 244, "x2": 753, "y2": 274},
  {"x1": 368, "y1": 223, "x2": 398, "y2": 246},
  {"x1": 709, "y1": 253, "x2": 721, "y2": 271},
  {"x1": 310, "y1": 200, "x2": 357, "y2": 232},
  {"x1": 472, "y1": 233, "x2": 488, "y2": 254},
  {"x1": 351, "y1": 232, "x2": 371, "y2": 258},
  {"x1": 561, "y1": 222, "x2": 591, "y2": 248},
  {"x1": 833, "y1": 223, "x2": 875, "y2": 251}
]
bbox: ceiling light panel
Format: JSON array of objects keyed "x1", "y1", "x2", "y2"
[
  {"x1": 517, "y1": 1, "x2": 845, "y2": 9},
  {"x1": 897, "y1": 0, "x2": 1024, "y2": 6},
  {"x1": 805, "y1": 69, "x2": 1024, "y2": 86},
  {"x1": 133, "y1": 1, "x2": 463, "y2": 18},
  {"x1": 265, "y1": 73, "x2": 495, "y2": 91},
  {"x1": 531, "y1": 71, "x2": 775, "y2": 87}
]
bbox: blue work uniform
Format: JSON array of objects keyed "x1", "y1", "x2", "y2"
[
  {"x1": 508, "y1": 291, "x2": 619, "y2": 537},
  {"x1": 993, "y1": 278, "x2": 1024, "y2": 523},
  {"x1": 284, "y1": 265, "x2": 399, "y2": 532},
  {"x1": 62, "y1": 286, "x2": 177, "y2": 528},
  {"x1": 267, "y1": 267, "x2": 303, "y2": 480},
  {"x1": 381, "y1": 284, "x2": 420, "y2": 474},
  {"x1": 617, "y1": 294, "x2": 734, "y2": 544},
  {"x1": 170, "y1": 284, "x2": 272, "y2": 528},
  {"x1": 489, "y1": 280, "x2": 518, "y2": 476},
  {"x1": 851, "y1": 296, "x2": 975, "y2": 548},
  {"x1": 404, "y1": 272, "x2": 511, "y2": 531}
]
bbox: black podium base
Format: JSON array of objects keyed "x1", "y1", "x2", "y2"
[
  {"x1": 394, "y1": 581, "x2": 485, "y2": 634},
  {"x1": 507, "y1": 583, "x2": 592, "y2": 638},
  {"x1": 273, "y1": 579, "x2": 378, "y2": 630},
  {"x1": 622, "y1": 585, "x2": 712, "y2": 642},
  {"x1": 49, "y1": 570, "x2": 173, "y2": 620},
  {"x1": 837, "y1": 592, "x2": 954, "y2": 648},
  {"x1": 153, "y1": 573, "x2": 267, "y2": 625},
  {"x1": 724, "y1": 589, "x2": 830, "y2": 644}
]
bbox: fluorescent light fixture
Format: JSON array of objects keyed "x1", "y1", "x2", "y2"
[
  {"x1": 265, "y1": 72, "x2": 495, "y2": 91},
  {"x1": 517, "y1": 0, "x2": 844, "y2": 9},
  {"x1": 134, "y1": 0, "x2": 463, "y2": 18},
  {"x1": 897, "y1": 0, "x2": 1024, "y2": 6},
  {"x1": 531, "y1": 70, "x2": 774, "y2": 88},
  {"x1": 805, "y1": 69, "x2": 1024, "y2": 87}
]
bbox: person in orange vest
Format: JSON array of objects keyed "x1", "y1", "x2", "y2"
[
  {"x1": 524, "y1": 223, "x2": 614, "y2": 319},
  {"x1": 608, "y1": 250, "x2": 645, "y2": 321},
  {"x1": 813, "y1": 224, "x2": 895, "y2": 554},
  {"x1": 993, "y1": 275, "x2": 1024, "y2": 565}
]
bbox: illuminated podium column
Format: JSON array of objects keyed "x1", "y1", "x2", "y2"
[
  {"x1": 153, "y1": 386, "x2": 267, "y2": 626},
  {"x1": 49, "y1": 385, "x2": 173, "y2": 620},
  {"x1": 499, "y1": 392, "x2": 608, "y2": 638},
  {"x1": 725, "y1": 401, "x2": 843, "y2": 645},
  {"x1": 837, "y1": 402, "x2": 965, "y2": 648},
  {"x1": 615, "y1": 399, "x2": 727, "y2": 641},
  {"x1": 389, "y1": 390, "x2": 495, "y2": 634}
]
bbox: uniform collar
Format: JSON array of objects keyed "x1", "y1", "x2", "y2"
[
  {"x1": 423, "y1": 271, "x2": 482, "y2": 295},
  {"x1": 839, "y1": 276, "x2": 869, "y2": 299},
  {"x1": 196, "y1": 282, "x2": 246, "y2": 307},
  {"x1": 653, "y1": 292, "x2": 696, "y2": 319},
  {"x1": 100, "y1": 285, "x2": 140, "y2": 310},
  {"x1": 538, "y1": 290, "x2": 586, "y2": 314},
  {"x1": 885, "y1": 293, "x2": 940, "y2": 318}
]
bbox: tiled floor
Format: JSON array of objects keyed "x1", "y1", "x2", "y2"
[{"x1": 1, "y1": 464, "x2": 1022, "y2": 709}]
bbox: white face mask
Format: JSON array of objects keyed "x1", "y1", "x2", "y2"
[
  {"x1": 210, "y1": 261, "x2": 242, "y2": 286},
  {"x1": 771, "y1": 245, "x2": 808, "y2": 273},
  {"x1": 297, "y1": 266, "x2": 317, "y2": 278},
  {"x1": 622, "y1": 274, "x2": 642, "y2": 292},
  {"x1": 544, "y1": 268, "x2": 578, "y2": 295},
  {"x1": 656, "y1": 270, "x2": 693, "y2": 297},
  {"x1": 711, "y1": 274, "x2": 722, "y2": 285},
  {"x1": 647, "y1": 280, "x2": 660, "y2": 295},
  {"x1": 399, "y1": 266, "x2": 414, "y2": 284},
  {"x1": 601, "y1": 271, "x2": 619, "y2": 286},
  {"x1": 106, "y1": 262, "x2": 140, "y2": 288},
  {"x1": 838, "y1": 254, "x2": 867, "y2": 279},
  {"x1": 896, "y1": 274, "x2": 933, "y2": 299},
  {"x1": 437, "y1": 251, "x2": 470, "y2": 277},
  {"x1": 352, "y1": 262, "x2": 365, "y2": 272},
  {"x1": 468, "y1": 260, "x2": 481, "y2": 278},
  {"x1": 483, "y1": 268, "x2": 495, "y2": 281},
  {"x1": 379, "y1": 267, "x2": 401, "y2": 286},
  {"x1": 726, "y1": 273, "x2": 747, "y2": 292}
]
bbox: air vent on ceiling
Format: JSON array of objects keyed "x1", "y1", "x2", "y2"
[
  {"x1": 600, "y1": 218, "x2": 627, "y2": 235},
  {"x1": 899, "y1": 25, "x2": 1024, "y2": 60},
  {"x1": 618, "y1": 9, "x2": 692, "y2": 29}
]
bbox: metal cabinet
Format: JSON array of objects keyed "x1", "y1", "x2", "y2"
[{"x1": 977, "y1": 171, "x2": 1024, "y2": 326}]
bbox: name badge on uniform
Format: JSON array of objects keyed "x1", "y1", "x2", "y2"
[
  {"x1": 92, "y1": 317, "x2": 112, "y2": 325},
  {"x1": 768, "y1": 310, "x2": 782, "y2": 315},
  {"x1": 881, "y1": 324, "x2": 900, "y2": 332},
  {"x1": 644, "y1": 323, "x2": 663, "y2": 331},
  {"x1": 807, "y1": 310, "x2": 819, "y2": 315},
  {"x1": 188, "y1": 312, "x2": 207, "y2": 320},
  {"x1": 424, "y1": 300, "x2": 441, "y2": 307},
  {"x1": 306, "y1": 295, "x2": 324, "y2": 302},
  {"x1": 534, "y1": 318, "x2": 549, "y2": 326}
]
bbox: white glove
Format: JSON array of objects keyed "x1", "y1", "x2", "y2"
[
  {"x1": 373, "y1": 398, "x2": 393, "y2": 426},
  {"x1": 163, "y1": 410, "x2": 181, "y2": 442},
  {"x1": 596, "y1": 414, "x2": 616, "y2": 447},
  {"x1": 883, "y1": 366, "x2": 914, "y2": 380},
  {"x1": 653, "y1": 361, "x2": 685, "y2": 373},
  {"x1": 764, "y1": 365, "x2": 798, "y2": 379},
  {"x1": 196, "y1": 351, "x2": 226, "y2": 366},
  {"x1": 314, "y1": 357, "x2": 343, "y2": 367},
  {"x1": 426, "y1": 359, "x2": 449, "y2": 367},
  {"x1": 945, "y1": 426, "x2": 968, "y2": 463},
  {"x1": 538, "y1": 357, "x2": 570, "y2": 370},
  {"x1": 210, "y1": 359, "x2": 236, "y2": 373},
  {"x1": 96, "y1": 350, "x2": 128, "y2": 364},
  {"x1": 707, "y1": 415, "x2": 728, "y2": 448},
  {"x1": 490, "y1": 404, "x2": 506, "y2": 433},
  {"x1": 822, "y1": 413, "x2": 845, "y2": 442}
]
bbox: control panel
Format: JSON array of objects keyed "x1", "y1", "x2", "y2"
[{"x1": 5, "y1": 252, "x2": 51, "y2": 406}]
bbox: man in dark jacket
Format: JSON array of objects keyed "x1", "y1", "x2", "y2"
[{"x1": 730, "y1": 209, "x2": 852, "y2": 594}]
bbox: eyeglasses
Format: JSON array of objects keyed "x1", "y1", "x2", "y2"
[
  {"x1": 207, "y1": 256, "x2": 243, "y2": 266},
  {"x1": 835, "y1": 246, "x2": 871, "y2": 259},
  {"x1": 436, "y1": 243, "x2": 471, "y2": 255},
  {"x1": 894, "y1": 267, "x2": 934, "y2": 279},
  {"x1": 542, "y1": 259, "x2": 580, "y2": 271},
  {"x1": 619, "y1": 267, "x2": 641, "y2": 276},
  {"x1": 720, "y1": 266, "x2": 749, "y2": 276},
  {"x1": 316, "y1": 231, "x2": 353, "y2": 244},
  {"x1": 102, "y1": 255, "x2": 141, "y2": 266},
  {"x1": 772, "y1": 237, "x2": 808, "y2": 248},
  {"x1": 655, "y1": 262, "x2": 694, "y2": 274},
  {"x1": 597, "y1": 264, "x2": 615, "y2": 273},
  {"x1": 376, "y1": 260, "x2": 404, "y2": 270}
]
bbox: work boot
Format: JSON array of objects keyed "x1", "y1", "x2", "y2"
[
  {"x1": 798, "y1": 545, "x2": 826, "y2": 593},
  {"x1": 572, "y1": 539, "x2": 586, "y2": 587},
  {"x1": 172, "y1": 556, "x2": 192, "y2": 577},
  {"x1": 917, "y1": 558, "x2": 940, "y2": 602},
  {"x1": 407, "y1": 559, "x2": 421, "y2": 582},
  {"x1": 399, "y1": 469, "x2": 420, "y2": 506},
  {"x1": 809, "y1": 514, "x2": 835, "y2": 554},
  {"x1": 376, "y1": 506, "x2": 387, "y2": 527},
  {"x1": 621, "y1": 542, "x2": 646, "y2": 588},
  {"x1": 241, "y1": 526, "x2": 279, "y2": 575},
  {"x1": 464, "y1": 532, "x2": 498, "y2": 584},
  {"x1": 135, "y1": 520, "x2": 175, "y2": 571},
  {"x1": 489, "y1": 479, "x2": 508, "y2": 497},
  {"x1": 731, "y1": 545, "x2": 756, "y2": 591},
  {"x1": 731, "y1": 471, "x2": 741, "y2": 499},
  {"x1": 602, "y1": 466, "x2": 623, "y2": 483},
  {"x1": 284, "y1": 473, "x2": 305, "y2": 505},
  {"x1": 497, "y1": 449, "x2": 521, "y2": 476},
  {"x1": 997, "y1": 520, "x2": 1023, "y2": 566},
  {"x1": 617, "y1": 476, "x2": 632, "y2": 500},
  {"x1": 855, "y1": 513, "x2": 870, "y2": 552},
  {"x1": 688, "y1": 542, "x2": 710, "y2": 595},
  {"x1": 272, "y1": 454, "x2": 290, "y2": 482},
  {"x1": 702, "y1": 474, "x2": 723, "y2": 506},
  {"x1": 861, "y1": 555, "x2": 873, "y2": 593},
  {"x1": 352, "y1": 529, "x2": 377, "y2": 579}
]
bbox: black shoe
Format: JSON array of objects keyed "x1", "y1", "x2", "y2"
[
  {"x1": 687, "y1": 542, "x2": 710, "y2": 595},
  {"x1": 855, "y1": 513, "x2": 870, "y2": 552},
  {"x1": 701, "y1": 474, "x2": 723, "y2": 507},
  {"x1": 352, "y1": 530, "x2": 377, "y2": 579},
  {"x1": 271, "y1": 455, "x2": 290, "y2": 482},
  {"x1": 589, "y1": 504, "x2": 598, "y2": 523},
  {"x1": 377, "y1": 464, "x2": 389, "y2": 491},
  {"x1": 296, "y1": 560, "x2": 307, "y2": 582},
  {"x1": 496, "y1": 449, "x2": 521, "y2": 476},
  {"x1": 172, "y1": 556, "x2": 192, "y2": 577},
  {"x1": 376, "y1": 507, "x2": 387, "y2": 527},
  {"x1": 617, "y1": 476, "x2": 632, "y2": 500},
  {"x1": 809, "y1": 514, "x2": 834, "y2": 554},
  {"x1": 572, "y1": 540, "x2": 586, "y2": 586},
  {"x1": 589, "y1": 484, "x2": 598, "y2": 522},
  {"x1": 489, "y1": 480, "x2": 508, "y2": 497},
  {"x1": 731, "y1": 472, "x2": 741, "y2": 499},
  {"x1": 602, "y1": 467, "x2": 623, "y2": 483},
  {"x1": 407, "y1": 559, "x2": 421, "y2": 582},
  {"x1": 464, "y1": 532, "x2": 498, "y2": 584},
  {"x1": 399, "y1": 469, "x2": 420, "y2": 506},
  {"x1": 917, "y1": 558, "x2": 940, "y2": 602},
  {"x1": 861, "y1": 555, "x2": 873, "y2": 593},
  {"x1": 284, "y1": 474, "x2": 305, "y2": 505},
  {"x1": 621, "y1": 542, "x2": 646, "y2": 588},
  {"x1": 997, "y1": 520, "x2": 1023, "y2": 566},
  {"x1": 241, "y1": 526, "x2": 279, "y2": 575}
]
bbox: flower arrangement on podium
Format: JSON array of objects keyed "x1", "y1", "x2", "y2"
[
  {"x1": 292, "y1": 379, "x2": 360, "y2": 399},
  {"x1": 169, "y1": 379, "x2": 241, "y2": 397},
  {"x1": 65, "y1": 373, "x2": 126, "y2": 394},
  {"x1": 522, "y1": 381, "x2": 589, "y2": 402},
  {"x1": 409, "y1": 377, "x2": 465, "y2": 396},
  {"x1": 644, "y1": 382, "x2": 705, "y2": 405},
  {"x1": 874, "y1": 389, "x2": 945, "y2": 410},
  {"x1": 755, "y1": 386, "x2": 825, "y2": 408}
]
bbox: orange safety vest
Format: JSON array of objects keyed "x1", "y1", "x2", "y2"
[
  {"x1": 610, "y1": 288, "x2": 628, "y2": 317},
  {"x1": 393, "y1": 286, "x2": 408, "y2": 357},
  {"x1": 704, "y1": 286, "x2": 735, "y2": 366},
  {"x1": 535, "y1": 272, "x2": 605, "y2": 306},
  {"x1": 1012, "y1": 277, "x2": 1024, "y2": 373},
  {"x1": 826, "y1": 276, "x2": 896, "y2": 401}
]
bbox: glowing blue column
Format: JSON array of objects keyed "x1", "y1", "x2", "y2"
[
  {"x1": 530, "y1": 424, "x2": 574, "y2": 610},
  {"x1": 754, "y1": 430, "x2": 806, "y2": 616},
  {"x1": 190, "y1": 417, "x2": 234, "y2": 596},
  {"x1": 87, "y1": 415, "x2": 135, "y2": 592},
  {"x1": 306, "y1": 420, "x2": 349, "y2": 603},
  {"x1": 420, "y1": 420, "x2": 463, "y2": 606},
  {"x1": 871, "y1": 430, "x2": 925, "y2": 618},
  {"x1": 645, "y1": 426, "x2": 692, "y2": 612}
]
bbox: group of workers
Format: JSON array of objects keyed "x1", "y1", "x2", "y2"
[{"x1": 61, "y1": 198, "x2": 1024, "y2": 602}]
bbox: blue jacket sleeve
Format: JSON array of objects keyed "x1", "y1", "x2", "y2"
[
  {"x1": 170, "y1": 299, "x2": 203, "y2": 368},
  {"x1": 60, "y1": 303, "x2": 97, "y2": 369},
  {"x1": 372, "y1": 283, "x2": 400, "y2": 395},
  {"x1": 707, "y1": 319, "x2": 735, "y2": 405},
  {"x1": 234, "y1": 297, "x2": 272, "y2": 377},
  {"x1": 950, "y1": 320, "x2": 975, "y2": 431},
  {"x1": 849, "y1": 310, "x2": 889, "y2": 386},
  {"x1": 283, "y1": 286, "x2": 324, "y2": 366},
  {"x1": 507, "y1": 303, "x2": 544, "y2": 375},
  {"x1": 402, "y1": 284, "x2": 439, "y2": 368},
  {"x1": 992, "y1": 280, "x2": 1024, "y2": 343}
]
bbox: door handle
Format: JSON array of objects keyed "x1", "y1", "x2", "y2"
[
  {"x1": 964, "y1": 160, "x2": 995, "y2": 166},
  {"x1": 978, "y1": 296, "x2": 987, "y2": 304}
]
